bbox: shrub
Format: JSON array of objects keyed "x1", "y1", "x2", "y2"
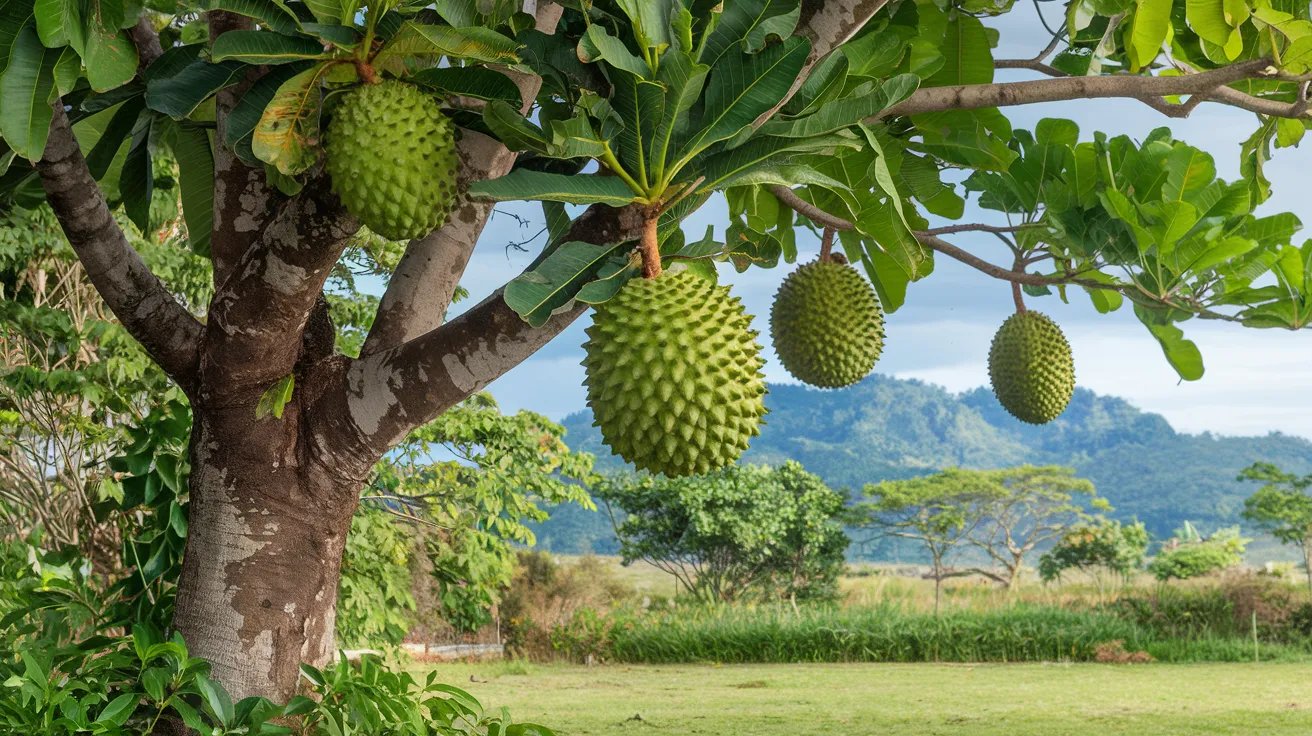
[
  {"x1": 500, "y1": 552, "x2": 632, "y2": 660},
  {"x1": 595, "y1": 461, "x2": 848, "y2": 603},
  {"x1": 337, "y1": 508, "x2": 416, "y2": 648},
  {"x1": 1148, "y1": 525, "x2": 1248, "y2": 581}
]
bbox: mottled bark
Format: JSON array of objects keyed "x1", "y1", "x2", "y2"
[{"x1": 35, "y1": 104, "x2": 203, "y2": 390}]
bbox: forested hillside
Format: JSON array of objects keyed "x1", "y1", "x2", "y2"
[{"x1": 535, "y1": 376, "x2": 1312, "y2": 555}]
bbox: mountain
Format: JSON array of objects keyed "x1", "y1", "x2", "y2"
[{"x1": 532, "y1": 375, "x2": 1312, "y2": 555}]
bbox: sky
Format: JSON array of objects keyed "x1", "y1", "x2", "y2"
[{"x1": 441, "y1": 5, "x2": 1312, "y2": 440}]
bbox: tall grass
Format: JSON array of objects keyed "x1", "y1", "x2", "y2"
[{"x1": 592, "y1": 603, "x2": 1312, "y2": 665}]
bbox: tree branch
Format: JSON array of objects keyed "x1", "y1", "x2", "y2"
[
  {"x1": 36, "y1": 104, "x2": 203, "y2": 390},
  {"x1": 881, "y1": 59, "x2": 1308, "y2": 120},
  {"x1": 988, "y1": 57, "x2": 1311, "y2": 120},
  {"x1": 127, "y1": 17, "x2": 163, "y2": 69},
  {"x1": 337, "y1": 204, "x2": 645, "y2": 455}
]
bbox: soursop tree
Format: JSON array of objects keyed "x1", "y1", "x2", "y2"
[{"x1": 4, "y1": 0, "x2": 1312, "y2": 702}]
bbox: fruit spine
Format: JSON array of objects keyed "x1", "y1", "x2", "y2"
[{"x1": 325, "y1": 80, "x2": 459, "y2": 241}]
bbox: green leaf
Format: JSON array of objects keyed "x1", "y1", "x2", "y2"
[
  {"x1": 699, "y1": 0, "x2": 800, "y2": 66},
  {"x1": 410, "y1": 65, "x2": 522, "y2": 105},
  {"x1": 609, "y1": 67, "x2": 665, "y2": 182},
  {"x1": 199, "y1": 0, "x2": 301, "y2": 36},
  {"x1": 373, "y1": 23, "x2": 519, "y2": 75},
  {"x1": 758, "y1": 74, "x2": 919, "y2": 139},
  {"x1": 713, "y1": 163, "x2": 847, "y2": 191},
  {"x1": 1135, "y1": 305, "x2": 1204, "y2": 380},
  {"x1": 676, "y1": 35, "x2": 810, "y2": 166},
  {"x1": 504, "y1": 241, "x2": 628, "y2": 326},
  {"x1": 173, "y1": 123, "x2": 214, "y2": 256},
  {"x1": 926, "y1": 14, "x2": 993, "y2": 87},
  {"x1": 256, "y1": 374, "x2": 295, "y2": 420},
  {"x1": 0, "y1": 2, "x2": 34, "y2": 79},
  {"x1": 548, "y1": 115, "x2": 607, "y2": 159},
  {"x1": 85, "y1": 96, "x2": 144, "y2": 178},
  {"x1": 649, "y1": 51, "x2": 708, "y2": 180},
  {"x1": 0, "y1": 26, "x2": 59, "y2": 162},
  {"x1": 1162, "y1": 146, "x2": 1215, "y2": 203},
  {"x1": 582, "y1": 24, "x2": 648, "y2": 78},
  {"x1": 120, "y1": 109, "x2": 153, "y2": 234},
  {"x1": 303, "y1": 0, "x2": 357, "y2": 25},
  {"x1": 1275, "y1": 117, "x2": 1305, "y2": 148},
  {"x1": 211, "y1": 30, "x2": 328, "y2": 64},
  {"x1": 196, "y1": 675, "x2": 235, "y2": 727},
  {"x1": 146, "y1": 58, "x2": 247, "y2": 119},
  {"x1": 84, "y1": 27, "x2": 138, "y2": 92},
  {"x1": 95, "y1": 693, "x2": 139, "y2": 726},
  {"x1": 1187, "y1": 0, "x2": 1240, "y2": 49},
  {"x1": 251, "y1": 62, "x2": 327, "y2": 176},
  {"x1": 1128, "y1": 0, "x2": 1172, "y2": 70},
  {"x1": 782, "y1": 50, "x2": 847, "y2": 116},
  {"x1": 222, "y1": 61, "x2": 313, "y2": 164},
  {"x1": 482, "y1": 98, "x2": 549, "y2": 153},
  {"x1": 692, "y1": 131, "x2": 860, "y2": 190},
  {"x1": 468, "y1": 170, "x2": 637, "y2": 206}
]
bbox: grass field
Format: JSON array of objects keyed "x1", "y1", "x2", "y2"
[{"x1": 424, "y1": 661, "x2": 1312, "y2": 735}]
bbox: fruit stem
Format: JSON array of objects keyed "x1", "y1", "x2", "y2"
[
  {"x1": 640, "y1": 213, "x2": 662, "y2": 279},
  {"x1": 1012, "y1": 281, "x2": 1027, "y2": 314},
  {"x1": 355, "y1": 61, "x2": 378, "y2": 85},
  {"x1": 819, "y1": 227, "x2": 835, "y2": 263}
]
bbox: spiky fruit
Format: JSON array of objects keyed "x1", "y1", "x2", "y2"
[
  {"x1": 325, "y1": 80, "x2": 458, "y2": 241},
  {"x1": 582, "y1": 270, "x2": 768, "y2": 477},
  {"x1": 987, "y1": 311, "x2": 1075, "y2": 424},
  {"x1": 770, "y1": 260, "x2": 885, "y2": 388}
]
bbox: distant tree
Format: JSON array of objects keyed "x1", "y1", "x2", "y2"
[
  {"x1": 1147, "y1": 522, "x2": 1248, "y2": 582},
  {"x1": 1039, "y1": 518, "x2": 1150, "y2": 598},
  {"x1": 855, "y1": 469, "x2": 1003, "y2": 614},
  {"x1": 1239, "y1": 462, "x2": 1312, "y2": 593},
  {"x1": 356, "y1": 393, "x2": 595, "y2": 637},
  {"x1": 595, "y1": 462, "x2": 848, "y2": 603},
  {"x1": 964, "y1": 466, "x2": 1100, "y2": 591}
]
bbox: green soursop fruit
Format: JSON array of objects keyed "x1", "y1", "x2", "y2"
[
  {"x1": 770, "y1": 259, "x2": 885, "y2": 388},
  {"x1": 325, "y1": 80, "x2": 458, "y2": 241},
  {"x1": 987, "y1": 311, "x2": 1075, "y2": 424},
  {"x1": 582, "y1": 270, "x2": 768, "y2": 477}
]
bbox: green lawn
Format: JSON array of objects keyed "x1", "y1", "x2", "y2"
[{"x1": 423, "y1": 661, "x2": 1312, "y2": 735}]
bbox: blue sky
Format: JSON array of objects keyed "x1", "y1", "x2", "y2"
[{"x1": 443, "y1": 6, "x2": 1312, "y2": 440}]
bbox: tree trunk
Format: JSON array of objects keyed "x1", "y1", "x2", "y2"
[
  {"x1": 171, "y1": 383, "x2": 368, "y2": 702},
  {"x1": 1303, "y1": 543, "x2": 1312, "y2": 596}
]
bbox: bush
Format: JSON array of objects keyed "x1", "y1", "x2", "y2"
[
  {"x1": 500, "y1": 552, "x2": 633, "y2": 660},
  {"x1": 595, "y1": 461, "x2": 848, "y2": 603},
  {"x1": 1148, "y1": 526, "x2": 1248, "y2": 581},
  {"x1": 1114, "y1": 572, "x2": 1306, "y2": 642}
]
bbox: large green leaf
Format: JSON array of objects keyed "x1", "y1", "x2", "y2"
[
  {"x1": 120, "y1": 109, "x2": 153, "y2": 234},
  {"x1": 548, "y1": 115, "x2": 607, "y2": 159},
  {"x1": 925, "y1": 14, "x2": 993, "y2": 87},
  {"x1": 1127, "y1": 0, "x2": 1172, "y2": 70},
  {"x1": 0, "y1": 2, "x2": 36, "y2": 79},
  {"x1": 675, "y1": 35, "x2": 809, "y2": 167},
  {"x1": 693, "y1": 132, "x2": 861, "y2": 191},
  {"x1": 373, "y1": 23, "x2": 519, "y2": 75},
  {"x1": 83, "y1": 27, "x2": 138, "y2": 92},
  {"x1": 482, "y1": 99, "x2": 550, "y2": 153},
  {"x1": 699, "y1": 0, "x2": 800, "y2": 66},
  {"x1": 251, "y1": 62, "x2": 327, "y2": 176},
  {"x1": 410, "y1": 65, "x2": 521, "y2": 105},
  {"x1": 199, "y1": 0, "x2": 301, "y2": 36},
  {"x1": 609, "y1": 67, "x2": 665, "y2": 184},
  {"x1": 0, "y1": 26, "x2": 59, "y2": 162},
  {"x1": 222, "y1": 61, "x2": 313, "y2": 163},
  {"x1": 649, "y1": 51, "x2": 710, "y2": 183},
  {"x1": 581, "y1": 24, "x2": 648, "y2": 78},
  {"x1": 173, "y1": 123, "x2": 214, "y2": 257},
  {"x1": 84, "y1": 95, "x2": 144, "y2": 178},
  {"x1": 211, "y1": 30, "x2": 329, "y2": 64},
  {"x1": 1135, "y1": 305, "x2": 1204, "y2": 380},
  {"x1": 757, "y1": 74, "x2": 919, "y2": 139},
  {"x1": 468, "y1": 170, "x2": 637, "y2": 205},
  {"x1": 146, "y1": 58, "x2": 246, "y2": 118},
  {"x1": 504, "y1": 240, "x2": 628, "y2": 326},
  {"x1": 303, "y1": 0, "x2": 357, "y2": 25},
  {"x1": 1162, "y1": 146, "x2": 1216, "y2": 203}
]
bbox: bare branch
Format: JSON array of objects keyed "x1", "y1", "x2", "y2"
[
  {"x1": 881, "y1": 59, "x2": 1308, "y2": 119},
  {"x1": 338, "y1": 204, "x2": 645, "y2": 455},
  {"x1": 36, "y1": 104, "x2": 203, "y2": 389}
]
